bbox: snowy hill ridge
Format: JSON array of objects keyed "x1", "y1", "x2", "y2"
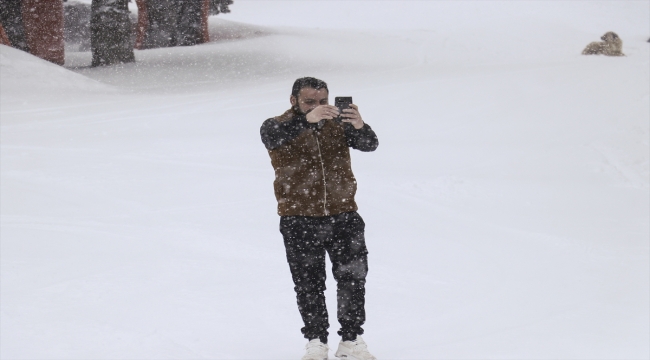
[{"x1": 0, "y1": 45, "x2": 111, "y2": 95}]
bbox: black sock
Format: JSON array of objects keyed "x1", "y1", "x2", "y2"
[
  {"x1": 310, "y1": 336, "x2": 327, "y2": 344},
  {"x1": 342, "y1": 334, "x2": 357, "y2": 342}
]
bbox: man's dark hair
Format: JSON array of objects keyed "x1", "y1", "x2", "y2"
[{"x1": 291, "y1": 77, "x2": 328, "y2": 97}]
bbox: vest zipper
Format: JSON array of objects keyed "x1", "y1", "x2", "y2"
[{"x1": 314, "y1": 135, "x2": 329, "y2": 216}]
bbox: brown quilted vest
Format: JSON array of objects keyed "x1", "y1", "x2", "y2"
[{"x1": 267, "y1": 111, "x2": 358, "y2": 217}]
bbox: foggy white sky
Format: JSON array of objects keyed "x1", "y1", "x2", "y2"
[{"x1": 219, "y1": 0, "x2": 649, "y2": 34}]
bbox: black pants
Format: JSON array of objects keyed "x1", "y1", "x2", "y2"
[{"x1": 280, "y1": 211, "x2": 369, "y2": 343}]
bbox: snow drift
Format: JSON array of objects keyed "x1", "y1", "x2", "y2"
[{"x1": 0, "y1": 45, "x2": 110, "y2": 98}]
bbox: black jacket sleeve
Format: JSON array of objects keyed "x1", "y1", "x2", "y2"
[
  {"x1": 260, "y1": 117, "x2": 307, "y2": 150},
  {"x1": 344, "y1": 123, "x2": 379, "y2": 152}
]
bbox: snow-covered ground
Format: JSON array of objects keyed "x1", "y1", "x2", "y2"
[{"x1": 1, "y1": 1, "x2": 649, "y2": 359}]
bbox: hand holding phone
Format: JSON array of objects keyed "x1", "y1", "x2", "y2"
[
  {"x1": 335, "y1": 96, "x2": 364, "y2": 129},
  {"x1": 335, "y1": 97, "x2": 352, "y2": 122}
]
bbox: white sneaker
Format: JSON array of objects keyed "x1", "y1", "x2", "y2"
[
  {"x1": 334, "y1": 336, "x2": 376, "y2": 360},
  {"x1": 302, "y1": 339, "x2": 329, "y2": 360}
]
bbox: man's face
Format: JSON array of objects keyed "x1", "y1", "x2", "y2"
[{"x1": 290, "y1": 87, "x2": 329, "y2": 114}]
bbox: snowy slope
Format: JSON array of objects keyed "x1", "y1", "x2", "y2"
[
  {"x1": 0, "y1": 45, "x2": 112, "y2": 100},
  {"x1": 1, "y1": 1, "x2": 649, "y2": 359}
]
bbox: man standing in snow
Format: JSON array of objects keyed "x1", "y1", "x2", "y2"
[{"x1": 260, "y1": 77, "x2": 379, "y2": 360}]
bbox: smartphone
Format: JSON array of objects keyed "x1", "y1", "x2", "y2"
[{"x1": 335, "y1": 97, "x2": 353, "y2": 122}]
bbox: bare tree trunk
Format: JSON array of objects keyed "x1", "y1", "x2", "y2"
[
  {"x1": 91, "y1": 0, "x2": 134, "y2": 66},
  {"x1": 134, "y1": 0, "x2": 148, "y2": 49},
  {"x1": 0, "y1": 23, "x2": 11, "y2": 46},
  {"x1": 22, "y1": 0, "x2": 65, "y2": 65}
]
